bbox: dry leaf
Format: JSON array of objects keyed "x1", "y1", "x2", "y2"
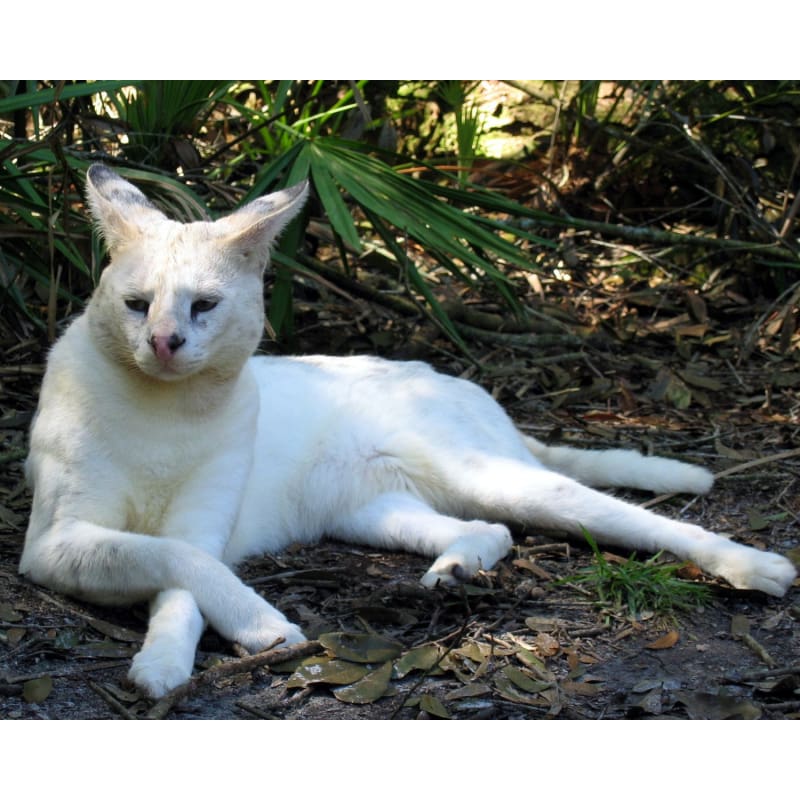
[
  {"x1": 333, "y1": 660, "x2": 393, "y2": 704},
  {"x1": 286, "y1": 658, "x2": 369, "y2": 688},
  {"x1": 393, "y1": 644, "x2": 442, "y2": 679},
  {"x1": 418, "y1": 694, "x2": 451, "y2": 719},
  {"x1": 533, "y1": 632, "x2": 560, "y2": 657},
  {"x1": 23, "y1": 676, "x2": 53, "y2": 704},
  {"x1": 645, "y1": 630, "x2": 680, "y2": 650},
  {"x1": 445, "y1": 683, "x2": 491, "y2": 701},
  {"x1": 318, "y1": 631, "x2": 402, "y2": 664},
  {"x1": 7, "y1": 627, "x2": 26, "y2": 646}
]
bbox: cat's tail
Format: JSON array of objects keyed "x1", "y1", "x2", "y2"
[{"x1": 522, "y1": 435, "x2": 714, "y2": 495}]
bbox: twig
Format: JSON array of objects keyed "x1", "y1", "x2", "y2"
[
  {"x1": 762, "y1": 701, "x2": 800, "y2": 713},
  {"x1": 527, "y1": 213, "x2": 800, "y2": 261},
  {"x1": 6, "y1": 661, "x2": 131, "y2": 684},
  {"x1": 721, "y1": 664, "x2": 800, "y2": 685},
  {"x1": 738, "y1": 632, "x2": 776, "y2": 668},
  {"x1": 19, "y1": 579, "x2": 144, "y2": 643},
  {"x1": 145, "y1": 639, "x2": 322, "y2": 720},
  {"x1": 235, "y1": 700, "x2": 281, "y2": 720},
  {"x1": 453, "y1": 323, "x2": 583, "y2": 349},
  {"x1": 87, "y1": 679, "x2": 137, "y2": 720},
  {"x1": 390, "y1": 602, "x2": 473, "y2": 720}
]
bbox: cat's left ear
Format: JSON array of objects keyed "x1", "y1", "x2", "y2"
[{"x1": 218, "y1": 181, "x2": 309, "y2": 267}]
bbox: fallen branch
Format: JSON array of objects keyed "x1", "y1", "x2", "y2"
[
  {"x1": 722, "y1": 664, "x2": 800, "y2": 685},
  {"x1": 145, "y1": 639, "x2": 323, "y2": 720},
  {"x1": 738, "y1": 633, "x2": 776, "y2": 668},
  {"x1": 87, "y1": 679, "x2": 137, "y2": 720}
]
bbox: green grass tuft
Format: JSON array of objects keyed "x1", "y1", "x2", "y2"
[{"x1": 566, "y1": 530, "x2": 712, "y2": 617}]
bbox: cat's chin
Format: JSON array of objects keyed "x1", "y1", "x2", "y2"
[{"x1": 136, "y1": 358, "x2": 201, "y2": 382}]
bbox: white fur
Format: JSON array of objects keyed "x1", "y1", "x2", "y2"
[{"x1": 20, "y1": 166, "x2": 797, "y2": 698}]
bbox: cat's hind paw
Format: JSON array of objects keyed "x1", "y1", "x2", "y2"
[
  {"x1": 702, "y1": 541, "x2": 797, "y2": 597},
  {"x1": 421, "y1": 522, "x2": 513, "y2": 588}
]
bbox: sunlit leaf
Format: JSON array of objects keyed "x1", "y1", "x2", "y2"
[
  {"x1": 645, "y1": 630, "x2": 680, "y2": 650},
  {"x1": 515, "y1": 650, "x2": 551, "y2": 677},
  {"x1": 445, "y1": 683, "x2": 491, "y2": 701},
  {"x1": 493, "y1": 673, "x2": 550, "y2": 707},
  {"x1": 418, "y1": 694, "x2": 451, "y2": 719},
  {"x1": 450, "y1": 641, "x2": 490, "y2": 665},
  {"x1": 533, "y1": 632, "x2": 560, "y2": 657},
  {"x1": 524, "y1": 615, "x2": 560, "y2": 632},
  {"x1": 318, "y1": 632, "x2": 402, "y2": 664},
  {"x1": 393, "y1": 644, "x2": 443, "y2": 679},
  {"x1": 501, "y1": 665, "x2": 553, "y2": 694},
  {"x1": 333, "y1": 661, "x2": 394, "y2": 704},
  {"x1": 287, "y1": 658, "x2": 369, "y2": 688}
]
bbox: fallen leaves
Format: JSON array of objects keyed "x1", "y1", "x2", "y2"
[
  {"x1": 22, "y1": 676, "x2": 52, "y2": 704},
  {"x1": 645, "y1": 630, "x2": 680, "y2": 650}
]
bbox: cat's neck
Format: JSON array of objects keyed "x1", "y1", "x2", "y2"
[{"x1": 115, "y1": 361, "x2": 246, "y2": 417}]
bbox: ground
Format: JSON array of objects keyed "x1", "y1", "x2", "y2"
[{"x1": 1, "y1": 245, "x2": 798, "y2": 719}]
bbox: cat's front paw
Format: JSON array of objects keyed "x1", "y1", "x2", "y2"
[
  {"x1": 701, "y1": 540, "x2": 797, "y2": 597},
  {"x1": 233, "y1": 613, "x2": 307, "y2": 654},
  {"x1": 129, "y1": 644, "x2": 194, "y2": 699}
]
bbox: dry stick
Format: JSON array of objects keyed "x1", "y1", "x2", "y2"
[
  {"x1": 722, "y1": 664, "x2": 800, "y2": 685},
  {"x1": 145, "y1": 639, "x2": 323, "y2": 720},
  {"x1": 539, "y1": 214, "x2": 799, "y2": 261},
  {"x1": 738, "y1": 633, "x2": 776, "y2": 668},
  {"x1": 87, "y1": 679, "x2": 137, "y2": 720},
  {"x1": 640, "y1": 447, "x2": 800, "y2": 510},
  {"x1": 6, "y1": 660, "x2": 131, "y2": 685}
]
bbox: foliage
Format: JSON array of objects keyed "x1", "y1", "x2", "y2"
[
  {"x1": 2, "y1": 80, "x2": 799, "y2": 348},
  {"x1": 0, "y1": 80, "x2": 553, "y2": 345},
  {"x1": 566, "y1": 530, "x2": 712, "y2": 617}
]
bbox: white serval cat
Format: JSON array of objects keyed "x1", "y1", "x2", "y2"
[{"x1": 20, "y1": 165, "x2": 796, "y2": 698}]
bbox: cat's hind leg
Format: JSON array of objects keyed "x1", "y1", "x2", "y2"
[
  {"x1": 329, "y1": 491, "x2": 513, "y2": 588},
  {"x1": 440, "y1": 454, "x2": 796, "y2": 597}
]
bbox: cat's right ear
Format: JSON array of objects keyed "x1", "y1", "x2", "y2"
[{"x1": 85, "y1": 164, "x2": 167, "y2": 252}]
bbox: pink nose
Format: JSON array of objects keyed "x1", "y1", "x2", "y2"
[{"x1": 150, "y1": 333, "x2": 186, "y2": 361}]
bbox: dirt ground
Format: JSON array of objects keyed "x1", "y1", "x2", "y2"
[
  {"x1": 2, "y1": 262, "x2": 799, "y2": 719},
  {"x1": 1, "y1": 449, "x2": 798, "y2": 720}
]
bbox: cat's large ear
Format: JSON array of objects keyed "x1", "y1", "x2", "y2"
[
  {"x1": 85, "y1": 164, "x2": 168, "y2": 252},
  {"x1": 217, "y1": 181, "x2": 309, "y2": 267}
]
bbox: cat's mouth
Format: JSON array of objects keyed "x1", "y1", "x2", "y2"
[{"x1": 137, "y1": 353, "x2": 200, "y2": 381}]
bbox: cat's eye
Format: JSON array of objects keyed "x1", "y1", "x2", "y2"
[
  {"x1": 191, "y1": 298, "x2": 219, "y2": 317},
  {"x1": 125, "y1": 298, "x2": 150, "y2": 314}
]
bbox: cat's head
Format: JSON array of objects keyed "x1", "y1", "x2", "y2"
[{"x1": 84, "y1": 165, "x2": 307, "y2": 383}]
